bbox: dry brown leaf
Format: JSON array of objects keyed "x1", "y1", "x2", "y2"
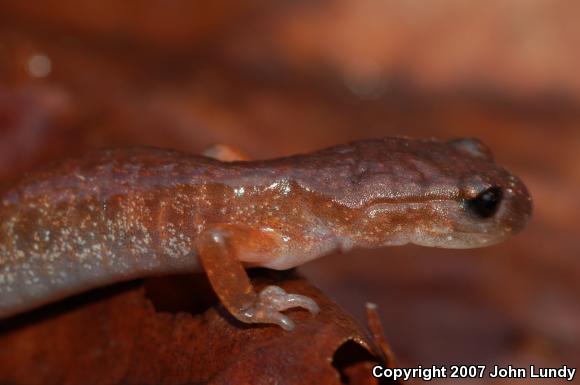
[{"x1": 0, "y1": 270, "x2": 399, "y2": 385}]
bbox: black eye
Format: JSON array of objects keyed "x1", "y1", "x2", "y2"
[{"x1": 465, "y1": 186, "x2": 503, "y2": 218}]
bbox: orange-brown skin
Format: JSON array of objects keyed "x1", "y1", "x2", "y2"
[{"x1": 0, "y1": 138, "x2": 532, "y2": 329}]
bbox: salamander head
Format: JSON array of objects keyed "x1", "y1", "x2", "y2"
[
  {"x1": 411, "y1": 157, "x2": 532, "y2": 248},
  {"x1": 343, "y1": 137, "x2": 533, "y2": 249}
]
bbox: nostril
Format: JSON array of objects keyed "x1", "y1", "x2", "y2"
[{"x1": 507, "y1": 184, "x2": 533, "y2": 235}]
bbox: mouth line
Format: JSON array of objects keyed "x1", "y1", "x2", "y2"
[{"x1": 409, "y1": 226, "x2": 505, "y2": 248}]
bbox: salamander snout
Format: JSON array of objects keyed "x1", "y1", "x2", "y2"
[
  {"x1": 453, "y1": 172, "x2": 532, "y2": 247},
  {"x1": 487, "y1": 173, "x2": 533, "y2": 236},
  {"x1": 447, "y1": 137, "x2": 532, "y2": 239},
  {"x1": 411, "y1": 170, "x2": 532, "y2": 249}
]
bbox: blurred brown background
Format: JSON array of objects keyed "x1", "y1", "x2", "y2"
[{"x1": 0, "y1": 1, "x2": 578, "y2": 383}]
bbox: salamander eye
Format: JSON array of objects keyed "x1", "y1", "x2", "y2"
[{"x1": 465, "y1": 186, "x2": 503, "y2": 218}]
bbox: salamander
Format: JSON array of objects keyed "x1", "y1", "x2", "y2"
[{"x1": 0, "y1": 137, "x2": 532, "y2": 330}]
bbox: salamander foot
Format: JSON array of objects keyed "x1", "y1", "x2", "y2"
[{"x1": 240, "y1": 285, "x2": 319, "y2": 331}]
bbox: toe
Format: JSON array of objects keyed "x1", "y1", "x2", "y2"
[
  {"x1": 284, "y1": 294, "x2": 320, "y2": 314},
  {"x1": 258, "y1": 285, "x2": 320, "y2": 314},
  {"x1": 269, "y1": 312, "x2": 295, "y2": 331}
]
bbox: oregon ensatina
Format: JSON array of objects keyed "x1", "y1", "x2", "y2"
[{"x1": 0, "y1": 137, "x2": 532, "y2": 330}]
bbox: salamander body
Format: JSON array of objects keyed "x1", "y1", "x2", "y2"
[{"x1": 0, "y1": 138, "x2": 532, "y2": 329}]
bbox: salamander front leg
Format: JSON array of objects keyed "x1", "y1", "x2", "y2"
[{"x1": 196, "y1": 227, "x2": 319, "y2": 330}]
